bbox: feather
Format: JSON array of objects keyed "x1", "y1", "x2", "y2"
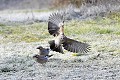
[
  {"x1": 48, "y1": 13, "x2": 64, "y2": 36},
  {"x1": 62, "y1": 37, "x2": 90, "y2": 53}
]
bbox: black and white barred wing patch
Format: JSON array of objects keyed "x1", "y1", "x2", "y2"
[
  {"x1": 48, "y1": 13, "x2": 64, "y2": 36},
  {"x1": 62, "y1": 37, "x2": 90, "y2": 53}
]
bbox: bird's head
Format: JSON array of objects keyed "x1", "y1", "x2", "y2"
[{"x1": 36, "y1": 46, "x2": 43, "y2": 50}]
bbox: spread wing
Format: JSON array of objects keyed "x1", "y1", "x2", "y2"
[
  {"x1": 48, "y1": 13, "x2": 64, "y2": 36},
  {"x1": 62, "y1": 37, "x2": 90, "y2": 53}
]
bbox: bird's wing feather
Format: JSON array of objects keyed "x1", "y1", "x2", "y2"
[
  {"x1": 48, "y1": 40, "x2": 64, "y2": 54},
  {"x1": 62, "y1": 37, "x2": 90, "y2": 53},
  {"x1": 48, "y1": 13, "x2": 64, "y2": 36}
]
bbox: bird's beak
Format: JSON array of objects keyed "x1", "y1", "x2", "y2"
[
  {"x1": 36, "y1": 47, "x2": 39, "y2": 49},
  {"x1": 36, "y1": 46, "x2": 40, "y2": 49}
]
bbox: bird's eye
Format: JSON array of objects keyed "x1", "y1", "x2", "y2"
[{"x1": 61, "y1": 37, "x2": 64, "y2": 40}]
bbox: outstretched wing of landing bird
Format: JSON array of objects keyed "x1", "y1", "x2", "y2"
[
  {"x1": 62, "y1": 37, "x2": 90, "y2": 53},
  {"x1": 48, "y1": 13, "x2": 64, "y2": 36}
]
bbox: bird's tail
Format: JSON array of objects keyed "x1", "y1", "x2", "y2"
[{"x1": 47, "y1": 54, "x2": 53, "y2": 58}]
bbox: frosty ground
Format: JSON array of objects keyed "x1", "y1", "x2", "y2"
[{"x1": 0, "y1": 39, "x2": 120, "y2": 80}]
